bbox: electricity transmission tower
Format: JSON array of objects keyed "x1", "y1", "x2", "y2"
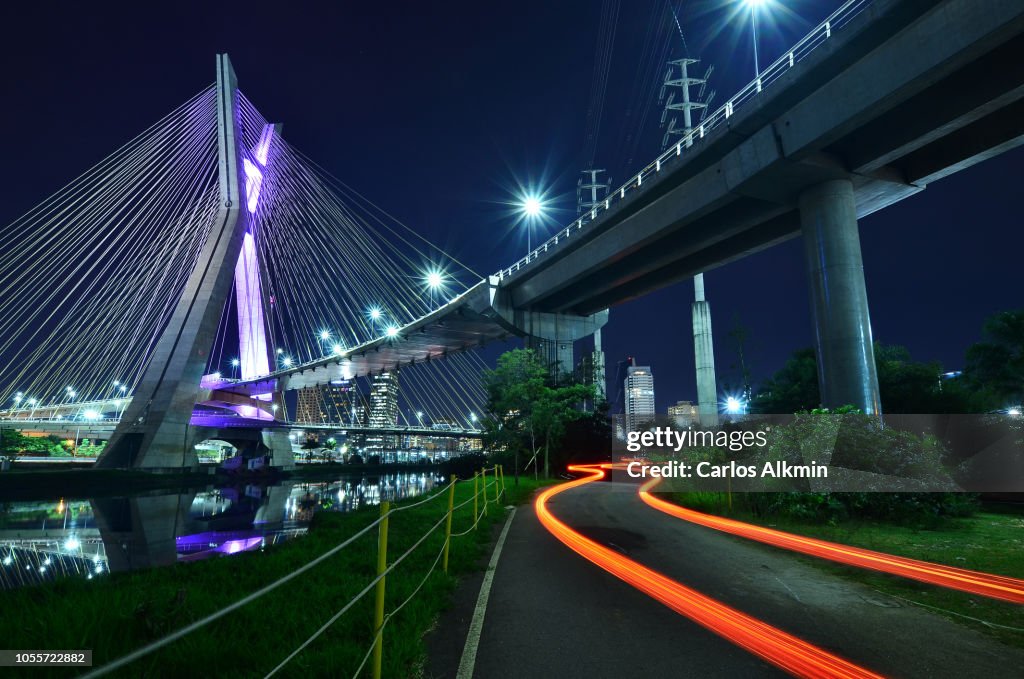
[{"x1": 660, "y1": 55, "x2": 720, "y2": 427}]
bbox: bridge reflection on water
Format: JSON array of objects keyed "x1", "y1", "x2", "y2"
[{"x1": 0, "y1": 470, "x2": 445, "y2": 590}]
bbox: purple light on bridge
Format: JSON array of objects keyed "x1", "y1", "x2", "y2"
[
  {"x1": 242, "y1": 158, "x2": 263, "y2": 214},
  {"x1": 254, "y1": 125, "x2": 274, "y2": 166},
  {"x1": 234, "y1": 233, "x2": 271, "y2": 386},
  {"x1": 217, "y1": 536, "x2": 263, "y2": 555}
]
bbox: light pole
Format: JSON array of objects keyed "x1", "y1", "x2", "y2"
[
  {"x1": 230, "y1": 357, "x2": 240, "y2": 378},
  {"x1": 318, "y1": 329, "x2": 333, "y2": 355},
  {"x1": 743, "y1": 0, "x2": 773, "y2": 87},
  {"x1": 426, "y1": 270, "x2": 444, "y2": 308},
  {"x1": 369, "y1": 307, "x2": 382, "y2": 336},
  {"x1": 521, "y1": 195, "x2": 543, "y2": 258},
  {"x1": 724, "y1": 396, "x2": 748, "y2": 415}
]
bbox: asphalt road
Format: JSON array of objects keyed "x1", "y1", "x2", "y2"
[{"x1": 427, "y1": 479, "x2": 1024, "y2": 678}]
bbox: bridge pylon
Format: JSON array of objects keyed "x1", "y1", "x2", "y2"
[{"x1": 96, "y1": 54, "x2": 282, "y2": 470}]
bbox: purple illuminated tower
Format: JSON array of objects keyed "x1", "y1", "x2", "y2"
[
  {"x1": 235, "y1": 124, "x2": 279, "y2": 387},
  {"x1": 97, "y1": 55, "x2": 285, "y2": 469}
]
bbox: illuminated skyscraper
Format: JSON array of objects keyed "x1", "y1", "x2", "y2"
[
  {"x1": 624, "y1": 363, "x2": 655, "y2": 433},
  {"x1": 366, "y1": 371, "x2": 400, "y2": 456}
]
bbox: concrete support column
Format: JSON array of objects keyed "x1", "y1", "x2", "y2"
[
  {"x1": 262, "y1": 429, "x2": 295, "y2": 470},
  {"x1": 692, "y1": 273, "x2": 719, "y2": 427},
  {"x1": 798, "y1": 180, "x2": 881, "y2": 414},
  {"x1": 526, "y1": 336, "x2": 573, "y2": 383},
  {"x1": 592, "y1": 327, "x2": 606, "y2": 401}
]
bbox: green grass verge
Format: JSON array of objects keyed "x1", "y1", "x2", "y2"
[
  {"x1": 660, "y1": 492, "x2": 1024, "y2": 650},
  {"x1": 0, "y1": 475, "x2": 549, "y2": 677}
]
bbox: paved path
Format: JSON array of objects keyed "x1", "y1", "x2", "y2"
[{"x1": 427, "y1": 480, "x2": 1024, "y2": 678}]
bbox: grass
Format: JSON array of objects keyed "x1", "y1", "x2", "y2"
[
  {"x1": 660, "y1": 492, "x2": 1024, "y2": 649},
  {"x1": 0, "y1": 474, "x2": 550, "y2": 677}
]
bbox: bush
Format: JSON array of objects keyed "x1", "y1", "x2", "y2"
[{"x1": 735, "y1": 491, "x2": 979, "y2": 527}]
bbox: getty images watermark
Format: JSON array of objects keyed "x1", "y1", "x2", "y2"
[
  {"x1": 609, "y1": 413, "x2": 1024, "y2": 493},
  {"x1": 624, "y1": 426, "x2": 827, "y2": 480}
]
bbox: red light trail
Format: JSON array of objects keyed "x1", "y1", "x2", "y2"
[
  {"x1": 536, "y1": 465, "x2": 885, "y2": 678},
  {"x1": 638, "y1": 478, "x2": 1024, "y2": 605}
]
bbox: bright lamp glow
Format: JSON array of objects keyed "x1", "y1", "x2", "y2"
[
  {"x1": 332, "y1": 344, "x2": 345, "y2": 356},
  {"x1": 1009, "y1": 408, "x2": 1022, "y2": 417},
  {"x1": 744, "y1": 0, "x2": 767, "y2": 7},
  {"x1": 64, "y1": 536, "x2": 81, "y2": 551},
  {"x1": 319, "y1": 330, "x2": 331, "y2": 341},
  {"x1": 370, "y1": 307, "x2": 382, "y2": 321},
  {"x1": 231, "y1": 358, "x2": 240, "y2": 367},
  {"x1": 522, "y1": 196, "x2": 543, "y2": 217},
  {"x1": 282, "y1": 357, "x2": 293, "y2": 367},
  {"x1": 725, "y1": 397, "x2": 743, "y2": 414},
  {"x1": 426, "y1": 271, "x2": 444, "y2": 289},
  {"x1": 386, "y1": 326, "x2": 399, "y2": 338},
  {"x1": 83, "y1": 410, "x2": 100, "y2": 420}
]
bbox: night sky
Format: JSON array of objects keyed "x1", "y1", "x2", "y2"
[{"x1": 2, "y1": 1, "x2": 1021, "y2": 413}]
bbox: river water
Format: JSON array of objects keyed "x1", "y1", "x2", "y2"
[{"x1": 0, "y1": 471, "x2": 446, "y2": 590}]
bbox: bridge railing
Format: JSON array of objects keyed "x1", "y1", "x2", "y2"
[{"x1": 494, "y1": 0, "x2": 873, "y2": 282}]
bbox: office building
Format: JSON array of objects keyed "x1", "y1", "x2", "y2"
[{"x1": 624, "y1": 362, "x2": 655, "y2": 433}]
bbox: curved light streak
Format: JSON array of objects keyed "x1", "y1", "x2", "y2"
[
  {"x1": 639, "y1": 478, "x2": 1024, "y2": 605},
  {"x1": 537, "y1": 465, "x2": 884, "y2": 678}
]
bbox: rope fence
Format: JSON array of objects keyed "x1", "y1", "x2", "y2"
[{"x1": 81, "y1": 465, "x2": 507, "y2": 679}]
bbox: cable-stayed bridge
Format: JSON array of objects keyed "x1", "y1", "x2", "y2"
[{"x1": 1, "y1": 0, "x2": 1022, "y2": 470}]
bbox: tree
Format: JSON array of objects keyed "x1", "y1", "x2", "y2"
[
  {"x1": 963, "y1": 309, "x2": 1024, "y2": 409},
  {"x1": 483, "y1": 349, "x2": 599, "y2": 483},
  {"x1": 300, "y1": 436, "x2": 320, "y2": 462},
  {"x1": 752, "y1": 348, "x2": 819, "y2": 413},
  {"x1": 753, "y1": 344, "x2": 977, "y2": 414},
  {"x1": 533, "y1": 381, "x2": 595, "y2": 478},
  {"x1": 483, "y1": 349, "x2": 548, "y2": 486}
]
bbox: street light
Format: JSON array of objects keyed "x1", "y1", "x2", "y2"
[
  {"x1": 332, "y1": 343, "x2": 345, "y2": 356},
  {"x1": 319, "y1": 329, "x2": 331, "y2": 341},
  {"x1": 520, "y1": 195, "x2": 545, "y2": 256},
  {"x1": 724, "y1": 396, "x2": 747, "y2": 415},
  {"x1": 425, "y1": 269, "x2": 445, "y2": 308},
  {"x1": 386, "y1": 326, "x2": 399, "y2": 338},
  {"x1": 282, "y1": 356, "x2": 293, "y2": 367},
  {"x1": 231, "y1": 357, "x2": 240, "y2": 378},
  {"x1": 368, "y1": 306, "x2": 383, "y2": 335}
]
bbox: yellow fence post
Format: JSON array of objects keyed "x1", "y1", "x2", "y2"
[
  {"x1": 443, "y1": 475, "x2": 456, "y2": 573},
  {"x1": 481, "y1": 466, "x2": 488, "y2": 516},
  {"x1": 472, "y1": 471, "x2": 479, "y2": 528},
  {"x1": 372, "y1": 500, "x2": 390, "y2": 679}
]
